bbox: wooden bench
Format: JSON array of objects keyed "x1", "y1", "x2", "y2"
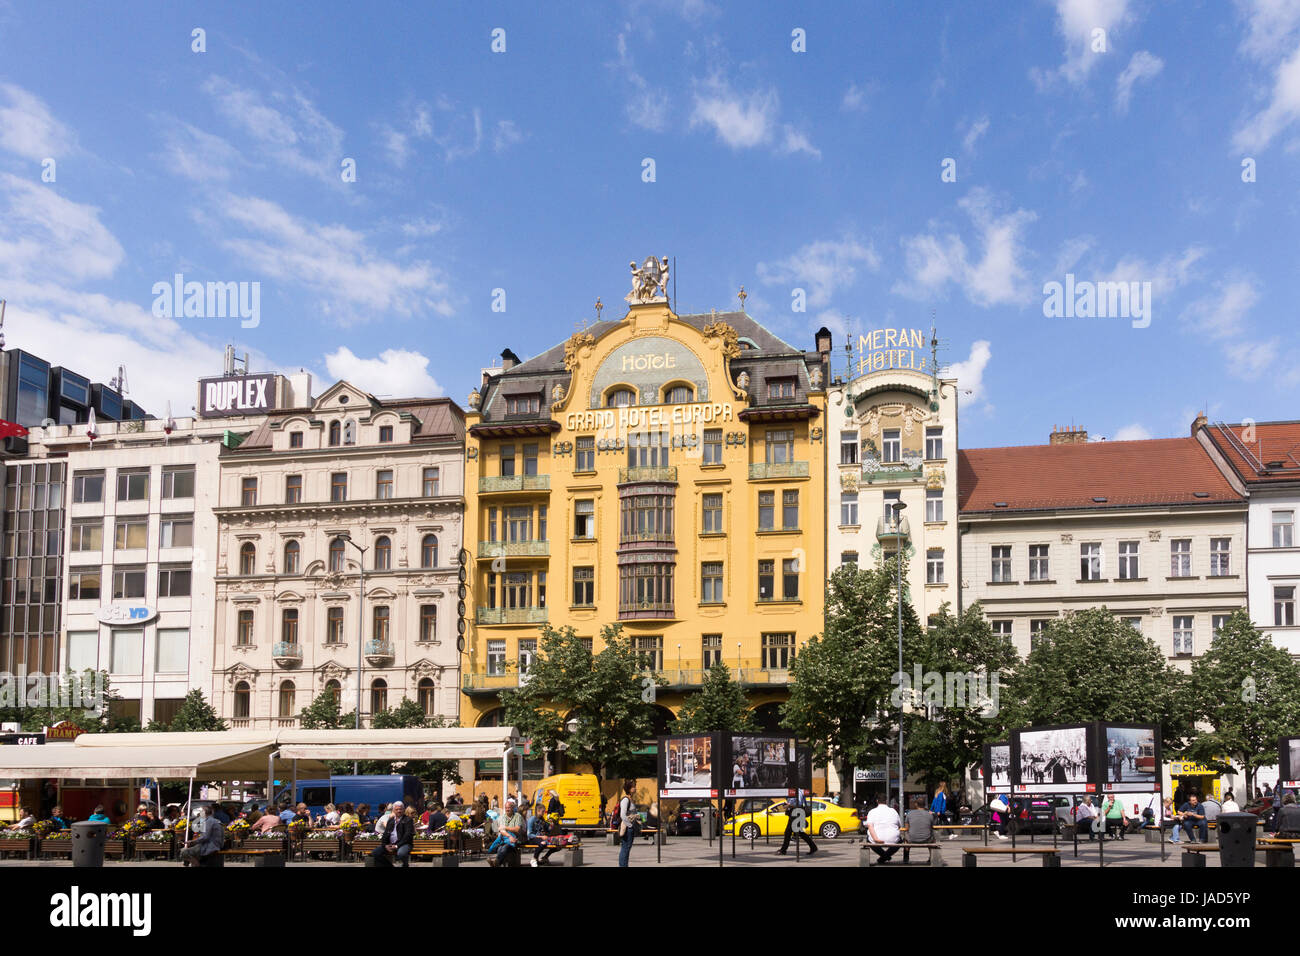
[
  {"x1": 961, "y1": 846, "x2": 1061, "y2": 867},
  {"x1": 861, "y1": 842, "x2": 945, "y2": 867},
  {"x1": 409, "y1": 836, "x2": 459, "y2": 867},
  {"x1": 216, "y1": 848, "x2": 285, "y2": 866},
  {"x1": 1256, "y1": 838, "x2": 1298, "y2": 868}
]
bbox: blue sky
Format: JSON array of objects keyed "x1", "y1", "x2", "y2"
[{"x1": 2, "y1": 0, "x2": 1298, "y2": 447}]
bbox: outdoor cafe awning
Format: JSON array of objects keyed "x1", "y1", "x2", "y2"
[
  {"x1": 275, "y1": 727, "x2": 520, "y2": 762},
  {"x1": 0, "y1": 740, "x2": 318, "y2": 780}
]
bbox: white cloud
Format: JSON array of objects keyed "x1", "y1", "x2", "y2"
[
  {"x1": 1237, "y1": 0, "x2": 1300, "y2": 62},
  {"x1": 1115, "y1": 51, "x2": 1164, "y2": 112},
  {"x1": 202, "y1": 76, "x2": 344, "y2": 185},
  {"x1": 949, "y1": 340, "x2": 993, "y2": 405},
  {"x1": 324, "y1": 346, "x2": 444, "y2": 398},
  {"x1": 1099, "y1": 246, "x2": 1207, "y2": 299},
  {"x1": 842, "y1": 82, "x2": 874, "y2": 112},
  {"x1": 779, "y1": 125, "x2": 821, "y2": 158},
  {"x1": 0, "y1": 83, "x2": 76, "y2": 161},
  {"x1": 614, "y1": 30, "x2": 672, "y2": 132},
  {"x1": 158, "y1": 121, "x2": 243, "y2": 182},
  {"x1": 1225, "y1": 338, "x2": 1279, "y2": 377},
  {"x1": 493, "y1": 119, "x2": 526, "y2": 152},
  {"x1": 1112, "y1": 423, "x2": 1153, "y2": 441},
  {"x1": 1041, "y1": 0, "x2": 1134, "y2": 85},
  {"x1": 1233, "y1": 40, "x2": 1300, "y2": 151},
  {"x1": 757, "y1": 237, "x2": 880, "y2": 308},
  {"x1": 0, "y1": 173, "x2": 123, "y2": 283},
  {"x1": 962, "y1": 115, "x2": 990, "y2": 153},
  {"x1": 690, "y1": 75, "x2": 778, "y2": 149},
  {"x1": 895, "y1": 188, "x2": 1038, "y2": 307},
  {"x1": 1181, "y1": 277, "x2": 1261, "y2": 339}
]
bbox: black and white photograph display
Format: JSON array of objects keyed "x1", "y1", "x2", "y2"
[
  {"x1": 1281, "y1": 735, "x2": 1300, "y2": 787},
  {"x1": 722, "y1": 734, "x2": 811, "y2": 796},
  {"x1": 1103, "y1": 725, "x2": 1158, "y2": 786},
  {"x1": 985, "y1": 742, "x2": 1012, "y2": 791},
  {"x1": 1016, "y1": 725, "x2": 1090, "y2": 787},
  {"x1": 663, "y1": 735, "x2": 714, "y2": 792}
]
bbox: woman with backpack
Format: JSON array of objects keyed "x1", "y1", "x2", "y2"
[{"x1": 617, "y1": 779, "x2": 639, "y2": 867}]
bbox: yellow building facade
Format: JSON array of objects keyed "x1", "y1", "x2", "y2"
[{"x1": 461, "y1": 270, "x2": 828, "y2": 734}]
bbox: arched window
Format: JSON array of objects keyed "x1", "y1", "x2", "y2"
[
  {"x1": 283, "y1": 540, "x2": 300, "y2": 574},
  {"x1": 606, "y1": 387, "x2": 636, "y2": 408},
  {"x1": 370, "y1": 678, "x2": 388, "y2": 714},
  {"x1": 418, "y1": 677, "x2": 436, "y2": 716},
  {"x1": 421, "y1": 534, "x2": 438, "y2": 568},
  {"x1": 328, "y1": 538, "x2": 345, "y2": 572},
  {"x1": 278, "y1": 680, "x2": 295, "y2": 717},
  {"x1": 234, "y1": 681, "x2": 251, "y2": 719},
  {"x1": 325, "y1": 679, "x2": 341, "y2": 706},
  {"x1": 328, "y1": 421, "x2": 341, "y2": 446},
  {"x1": 665, "y1": 384, "x2": 693, "y2": 404},
  {"x1": 343, "y1": 419, "x2": 356, "y2": 445},
  {"x1": 374, "y1": 536, "x2": 391, "y2": 571},
  {"x1": 239, "y1": 542, "x2": 256, "y2": 575},
  {"x1": 476, "y1": 707, "x2": 505, "y2": 728}
]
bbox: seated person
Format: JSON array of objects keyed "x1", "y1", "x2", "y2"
[
  {"x1": 87, "y1": 805, "x2": 112, "y2": 824},
  {"x1": 6, "y1": 806, "x2": 35, "y2": 831},
  {"x1": 865, "y1": 793, "x2": 902, "y2": 864},
  {"x1": 904, "y1": 795, "x2": 933, "y2": 843},
  {"x1": 370, "y1": 801, "x2": 414, "y2": 867},
  {"x1": 249, "y1": 810, "x2": 284, "y2": 834},
  {"x1": 1276, "y1": 793, "x2": 1300, "y2": 839},
  {"x1": 48, "y1": 805, "x2": 70, "y2": 830},
  {"x1": 1178, "y1": 795, "x2": 1209, "y2": 843}
]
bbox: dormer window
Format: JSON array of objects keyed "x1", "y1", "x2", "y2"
[
  {"x1": 766, "y1": 378, "x2": 796, "y2": 401},
  {"x1": 506, "y1": 394, "x2": 541, "y2": 416},
  {"x1": 607, "y1": 388, "x2": 636, "y2": 408}
]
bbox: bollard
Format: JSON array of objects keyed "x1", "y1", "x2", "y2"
[
  {"x1": 1216, "y1": 813, "x2": 1257, "y2": 869},
  {"x1": 71, "y1": 821, "x2": 108, "y2": 868}
]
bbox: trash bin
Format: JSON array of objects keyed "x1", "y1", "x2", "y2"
[
  {"x1": 1217, "y1": 812, "x2": 1257, "y2": 868},
  {"x1": 703, "y1": 808, "x2": 717, "y2": 840},
  {"x1": 71, "y1": 821, "x2": 109, "y2": 868}
]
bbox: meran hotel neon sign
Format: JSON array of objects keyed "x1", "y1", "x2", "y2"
[
  {"x1": 566, "y1": 403, "x2": 734, "y2": 432},
  {"x1": 856, "y1": 328, "x2": 929, "y2": 374}
]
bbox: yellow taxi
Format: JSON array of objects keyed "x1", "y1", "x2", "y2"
[{"x1": 723, "y1": 797, "x2": 861, "y2": 839}]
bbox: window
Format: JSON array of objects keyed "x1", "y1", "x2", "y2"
[
  {"x1": 882, "y1": 429, "x2": 901, "y2": 464},
  {"x1": 418, "y1": 678, "x2": 437, "y2": 716},
  {"x1": 1273, "y1": 511, "x2": 1294, "y2": 548},
  {"x1": 326, "y1": 607, "x2": 344, "y2": 643},
  {"x1": 925, "y1": 427, "x2": 944, "y2": 461},
  {"x1": 506, "y1": 394, "x2": 541, "y2": 415},
  {"x1": 575, "y1": 436, "x2": 595, "y2": 472},
  {"x1": 326, "y1": 680, "x2": 341, "y2": 706},
  {"x1": 766, "y1": 378, "x2": 795, "y2": 401},
  {"x1": 378, "y1": 425, "x2": 394, "y2": 443},
  {"x1": 421, "y1": 534, "x2": 438, "y2": 568},
  {"x1": 504, "y1": 572, "x2": 531, "y2": 609},
  {"x1": 1021, "y1": 544, "x2": 1047, "y2": 581},
  {"x1": 758, "y1": 491, "x2": 775, "y2": 530},
  {"x1": 487, "y1": 507, "x2": 498, "y2": 543},
  {"x1": 375, "y1": 470, "x2": 394, "y2": 499},
  {"x1": 282, "y1": 539, "x2": 300, "y2": 574},
  {"x1": 758, "y1": 560, "x2": 775, "y2": 601},
  {"x1": 370, "y1": 679, "x2": 388, "y2": 714},
  {"x1": 328, "y1": 421, "x2": 341, "y2": 446},
  {"x1": 574, "y1": 499, "x2": 595, "y2": 539},
  {"x1": 373, "y1": 605, "x2": 390, "y2": 642},
  {"x1": 72, "y1": 472, "x2": 104, "y2": 503},
  {"x1": 506, "y1": 505, "x2": 533, "y2": 542},
  {"x1": 1212, "y1": 614, "x2": 1230, "y2": 635},
  {"x1": 991, "y1": 545, "x2": 1012, "y2": 583},
  {"x1": 840, "y1": 551, "x2": 859, "y2": 567},
  {"x1": 1080, "y1": 543, "x2": 1102, "y2": 581},
  {"x1": 160, "y1": 517, "x2": 193, "y2": 548},
  {"x1": 237, "y1": 610, "x2": 254, "y2": 645},
  {"x1": 374, "y1": 536, "x2": 391, "y2": 571},
  {"x1": 840, "y1": 430, "x2": 858, "y2": 465},
  {"x1": 69, "y1": 569, "x2": 101, "y2": 600},
  {"x1": 240, "y1": 477, "x2": 257, "y2": 507},
  {"x1": 518, "y1": 638, "x2": 537, "y2": 676},
  {"x1": 702, "y1": 493, "x2": 723, "y2": 533},
  {"x1": 666, "y1": 385, "x2": 693, "y2": 404},
  {"x1": 762, "y1": 632, "x2": 794, "y2": 669},
  {"x1": 1275, "y1": 586, "x2": 1296, "y2": 627},
  {"x1": 112, "y1": 568, "x2": 146, "y2": 599},
  {"x1": 330, "y1": 472, "x2": 347, "y2": 502},
  {"x1": 110, "y1": 629, "x2": 142, "y2": 675},
  {"x1": 487, "y1": 640, "x2": 506, "y2": 676},
  {"x1": 1173, "y1": 616, "x2": 1194, "y2": 656},
  {"x1": 328, "y1": 538, "x2": 345, "y2": 572},
  {"x1": 289, "y1": 431, "x2": 304, "y2": 448},
  {"x1": 573, "y1": 567, "x2": 594, "y2": 606},
  {"x1": 116, "y1": 471, "x2": 149, "y2": 501},
  {"x1": 162, "y1": 468, "x2": 194, "y2": 498},
  {"x1": 278, "y1": 681, "x2": 296, "y2": 717},
  {"x1": 1121, "y1": 616, "x2": 1142, "y2": 633},
  {"x1": 282, "y1": 608, "x2": 299, "y2": 644},
  {"x1": 239, "y1": 542, "x2": 256, "y2": 575},
  {"x1": 419, "y1": 605, "x2": 437, "y2": 642},
  {"x1": 607, "y1": 388, "x2": 636, "y2": 408},
  {"x1": 285, "y1": 475, "x2": 302, "y2": 504},
  {"x1": 782, "y1": 558, "x2": 799, "y2": 599},
  {"x1": 422, "y1": 467, "x2": 440, "y2": 497},
  {"x1": 628, "y1": 431, "x2": 669, "y2": 468},
  {"x1": 1210, "y1": 538, "x2": 1231, "y2": 576},
  {"x1": 158, "y1": 566, "x2": 191, "y2": 598},
  {"x1": 500, "y1": 444, "x2": 516, "y2": 477},
  {"x1": 66, "y1": 631, "x2": 98, "y2": 672},
  {"x1": 343, "y1": 420, "x2": 356, "y2": 445},
  {"x1": 782, "y1": 490, "x2": 799, "y2": 529},
  {"x1": 1170, "y1": 539, "x2": 1191, "y2": 578},
  {"x1": 701, "y1": 562, "x2": 724, "y2": 604},
  {"x1": 113, "y1": 517, "x2": 147, "y2": 550},
  {"x1": 927, "y1": 549, "x2": 944, "y2": 584},
  {"x1": 634, "y1": 635, "x2": 663, "y2": 671},
  {"x1": 233, "y1": 681, "x2": 251, "y2": 719},
  {"x1": 765, "y1": 429, "x2": 794, "y2": 464},
  {"x1": 840, "y1": 493, "x2": 859, "y2": 527},
  {"x1": 702, "y1": 634, "x2": 723, "y2": 668},
  {"x1": 991, "y1": 620, "x2": 1012, "y2": 640},
  {"x1": 523, "y1": 444, "x2": 539, "y2": 477},
  {"x1": 1029, "y1": 619, "x2": 1050, "y2": 650},
  {"x1": 1118, "y1": 540, "x2": 1140, "y2": 580},
  {"x1": 622, "y1": 493, "x2": 672, "y2": 542},
  {"x1": 619, "y1": 563, "x2": 673, "y2": 611}
]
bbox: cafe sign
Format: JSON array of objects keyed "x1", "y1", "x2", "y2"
[
  {"x1": 856, "y1": 328, "x2": 930, "y2": 374},
  {"x1": 96, "y1": 604, "x2": 158, "y2": 626}
]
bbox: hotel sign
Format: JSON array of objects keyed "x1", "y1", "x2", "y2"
[
  {"x1": 198, "y1": 373, "x2": 275, "y2": 417},
  {"x1": 566, "y1": 402, "x2": 733, "y2": 432},
  {"x1": 856, "y1": 328, "x2": 929, "y2": 374}
]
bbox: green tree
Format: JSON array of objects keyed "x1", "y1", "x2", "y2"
[
  {"x1": 297, "y1": 689, "x2": 356, "y2": 730},
  {"x1": 501, "y1": 623, "x2": 660, "y2": 787},
  {"x1": 357, "y1": 699, "x2": 463, "y2": 784},
  {"x1": 782, "y1": 560, "x2": 925, "y2": 803},
  {"x1": 673, "y1": 663, "x2": 757, "y2": 734},
  {"x1": 1185, "y1": 610, "x2": 1300, "y2": 795},
  {"x1": 1004, "y1": 608, "x2": 1195, "y2": 750},
  {"x1": 0, "y1": 670, "x2": 120, "y2": 733},
  {"x1": 903, "y1": 602, "x2": 1019, "y2": 790},
  {"x1": 149, "y1": 689, "x2": 227, "y2": 732}
]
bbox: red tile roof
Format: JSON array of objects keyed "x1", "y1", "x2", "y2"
[
  {"x1": 1203, "y1": 421, "x2": 1300, "y2": 484},
  {"x1": 958, "y1": 438, "x2": 1242, "y2": 513}
]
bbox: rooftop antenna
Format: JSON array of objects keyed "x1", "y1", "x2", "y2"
[
  {"x1": 0, "y1": 299, "x2": 6, "y2": 349},
  {"x1": 109, "y1": 365, "x2": 129, "y2": 395},
  {"x1": 672, "y1": 256, "x2": 677, "y2": 314},
  {"x1": 844, "y1": 332, "x2": 854, "y2": 381}
]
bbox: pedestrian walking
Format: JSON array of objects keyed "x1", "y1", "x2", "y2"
[
  {"x1": 931, "y1": 781, "x2": 954, "y2": 837},
  {"x1": 617, "y1": 779, "x2": 639, "y2": 867},
  {"x1": 777, "y1": 787, "x2": 818, "y2": 856}
]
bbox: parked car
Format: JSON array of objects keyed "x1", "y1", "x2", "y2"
[
  {"x1": 668, "y1": 800, "x2": 714, "y2": 836},
  {"x1": 724, "y1": 798, "x2": 860, "y2": 840}
]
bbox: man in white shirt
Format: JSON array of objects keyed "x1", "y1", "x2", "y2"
[
  {"x1": 1074, "y1": 796, "x2": 1097, "y2": 841},
  {"x1": 865, "y1": 793, "x2": 902, "y2": 864}
]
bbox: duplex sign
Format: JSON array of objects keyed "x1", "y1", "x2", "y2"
[{"x1": 199, "y1": 373, "x2": 274, "y2": 417}]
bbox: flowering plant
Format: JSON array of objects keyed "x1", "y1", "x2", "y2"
[
  {"x1": 31, "y1": 820, "x2": 55, "y2": 837},
  {"x1": 111, "y1": 819, "x2": 148, "y2": 839},
  {"x1": 444, "y1": 817, "x2": 463, "y2": 831},
  {"x1": 42, "y1": 830, "x2": 71, "y2": 840},
  {"x1": 352, "y1": 831, "x2": 380, "y2": 842},
  {"x1": 287, "y1": 819, "x2": 309, "y2": 837},
  {"x1": 138, "y1": 829, "x2": 173, "y2": 842},
  {"x1": 307, "y1": 829, "x2": 339, "y2": 841},
  {"x1": 2, "y1": 829, "x2": 37, "y2": 839},
  {"x1": 227, "y1": 819, "x2": 250, "y2": 833}
]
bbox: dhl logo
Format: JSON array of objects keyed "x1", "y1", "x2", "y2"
[{"x1": 567, "y1": 790, "x2": 593, "y2": 797}]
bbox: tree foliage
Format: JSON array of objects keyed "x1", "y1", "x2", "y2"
[
  {"x1": 0, "y1": 669, "x2": 134, "y2": 733},
  {"x1": 673, "y1": 663, "x2": 757, "y2": 734},
  {"x1": 148, "y1": 689, "x2": 227, "y2": 732},
  {"x1": 297, "y1": 689, "x2": 356, "y2": 730}
]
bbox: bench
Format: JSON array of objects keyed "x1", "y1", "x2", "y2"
[
  {"x1": 861, "y1": 842, "x2": 945, "y2": 867},
  {"x1": 961, "y1": 846, "x2": 1061, "y2": 867},
  {"x1": 1181, "y1": 844, "x2": 1219, "y2": 867},
  {"x1": 1256, "y1": 838, "x2": 1298, "y2": 868},
  {"x1": 410, "y1": 837, "x2": 458, "y2": 867},
  {"x1": 219, "y1": 848, "x2": 286, "y2": 866}
]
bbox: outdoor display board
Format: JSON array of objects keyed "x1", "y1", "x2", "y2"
[
  {"x1": 1006, "y1": 722, "x2": 1163, "y2": 796},
  {"x1": 659, "y1": 734, "x2": 717, "y2": 798},
  {"x1": 1098, "y1": 723, "x2": 1161, "y2": 793},
  {"x1": 983, "y1": 741, "x2": 1011, "y2": 793},
  {"x1": 1280, "y1": 735, "x2": 1300, "y2": 789},
  {"x1": 657, "y1": 732, "x2": 811, "y2": 799}
]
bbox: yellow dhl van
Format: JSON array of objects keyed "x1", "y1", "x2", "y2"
[{"x1": 529, "y1": 774, "x2": 603, "y2": 827}]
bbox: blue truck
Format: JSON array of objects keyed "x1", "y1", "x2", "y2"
[{"x1": 249, "y1": 775, "x2": 425, "y2": 818}]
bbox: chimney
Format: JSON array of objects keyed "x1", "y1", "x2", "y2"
[
  {"x1": 1191, "y1": 411, "x2": 1207, "y2": 436},
  {"x1": 815, "y1": 326, "x2": 832, "y2": 355},
  {"x1": 1050, "y1": 424, "x2": 1088, "y2": 445},
  {"x1": 500, "y1": 348, "x2": 521, "y2": 371}
]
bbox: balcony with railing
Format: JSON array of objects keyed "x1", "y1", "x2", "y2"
[
  {"x1": 749, "y1": 461, "x2": 809, "y2": 480},
  {"x1": 478, "y1": 474, "x2": 551, "y2": 494},
  {"x1": 271, "y1": 642, "x2": 303, "y2": 666},
  {"x1": 619, "y1": 466, "x2": 677, "y2": 484},
  {"x1": 476, "y1": 606, "x2": 548, "y2": 625},
  {"x1": 876, "y1": 515, "x2": 912, "y2": 544},
  {"x1": 478, "y1": 540, "x2": 550, "y2": 559},
  {"x1": 617, "y1": 601, "x2": 676, "y2": 621},
  {"x1": 364, "y1": 640, "x2": 395, "y2": 663},
  {"x1": 462, "y1": 671, "x2": 524, "y2": 694},
  {"x1": 861, "y1": 452, "x2": 925, "y2": 484}
]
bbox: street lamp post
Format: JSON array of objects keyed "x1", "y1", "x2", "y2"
[
  {"x1": 336, "y1": 534, "x2": 367, "y2": 775},
  {"x1": 893, "y1": 501, "x2": 908, "y2": 815}
]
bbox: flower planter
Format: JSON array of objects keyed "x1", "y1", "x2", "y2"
[
  {"x1": 133, "y1": 835, "x2": 176, "y2": 860},
  {"x1": 40, "y1": 837, "x2": 74, "y2": 859},
  {"x1": 0, "y1": 837, "x2": 34, "y2": 859},
  {"x1": 303, "y1": 832, "x2": 343, "y2": 860},
  {"x1": 103, "y1": 838, "x2": 132, "y2": 861}
]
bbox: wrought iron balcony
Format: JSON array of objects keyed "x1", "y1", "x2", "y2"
[
  {"x1": 478, "y1": 474, "x2": 550, "y2": 493},
  {"x1": 271, "y1": 642, "x2": 302, "y2": 666},
  {"x1": 876, "y1": 515, "x2": 912, "y2": 543},
  {"x1": 478, "y1": 540, "x2": 550, "y2": 559},
  {"x1": 619, "y1": 466, "x2": 677, "y2": 484},
  {"x1": 476, "y1": 606, "x2": 548, "y2": 625},
  {"x1": 364, "y1": 640, "x2": 395, "y2": 663},
  {"x1": 462, "y1": 671, "x2": 524, "y2": 693},
  {"x1": 749, "y1": 461, "x2": 809, "y2": 480}
]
